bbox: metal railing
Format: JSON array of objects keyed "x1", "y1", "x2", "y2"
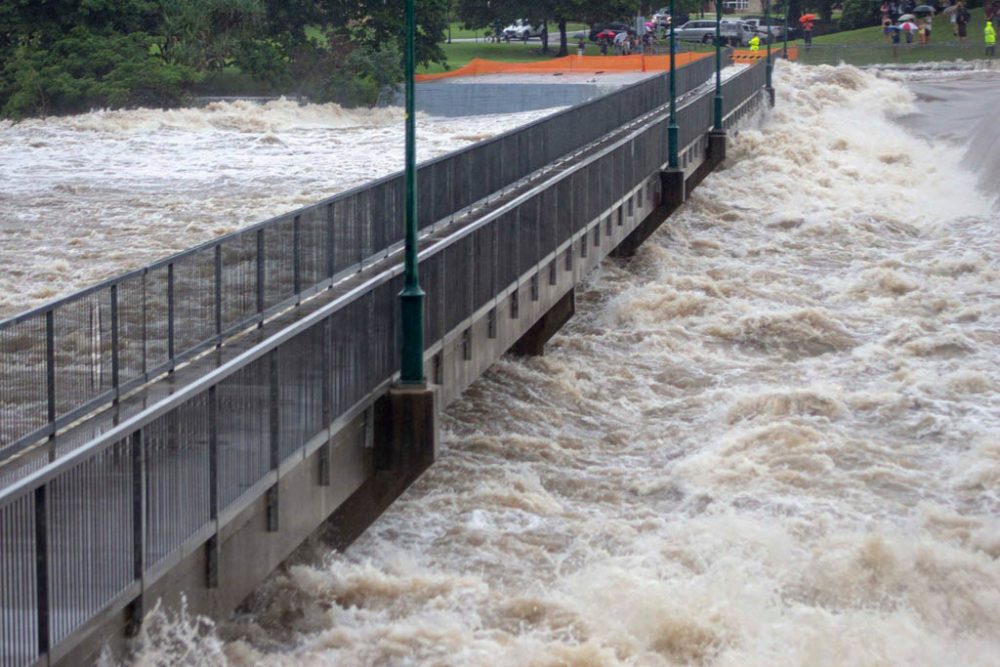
[
  {"x1": 0, "y1": 56, "x2": 716, "y2": 462},
  {"x1": 787, "y1": 41, "x2": 996, "y2": 66},
  {"x1": 0, "y1": 60, "x2": 766, "y2": 667}
]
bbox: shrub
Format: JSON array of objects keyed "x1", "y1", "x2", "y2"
[
  {"x1": 0, "y1": 28, "x2": 199, "y2": 118},
  {"x1": 839, "y1": 0, "x2": 880, "y2": 31}
]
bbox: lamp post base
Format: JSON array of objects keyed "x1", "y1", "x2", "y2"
[
  {"x1": 378, "y1": 382, "x2": 440, "y2": 472},
  {"x1": 661, "y1": 168, "x2": 686, "y2": 209},
  {"x1": 708, "y1": 130, "x2": 727, "y2": 166}
]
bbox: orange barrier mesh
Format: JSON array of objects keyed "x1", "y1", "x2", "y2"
[
  {"x1": 732, "y1": 46, "x2": 799, "y2": 63},
  {"x1": 416, "y1": 52, "x2": 713, "y2": 82}
]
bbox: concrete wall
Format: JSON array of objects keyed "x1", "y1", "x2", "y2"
[
  {"x1": 58, "y1": 83, "x2": 761, "y2": 665},
  {"x1": 395, "y1": 82, "x2": 623, "y2": 117}
]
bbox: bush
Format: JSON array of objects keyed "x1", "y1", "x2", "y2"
[
  {"x1": 0, "y1": 28, "x2": 199, "y2": 118},
  {"x1": 839, "y1": 0, "x2": 880, "y2": 31}
]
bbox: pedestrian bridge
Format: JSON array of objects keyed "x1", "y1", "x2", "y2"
[{"x1": 0, "y1": 57, "x2": 769, "y2": 667}]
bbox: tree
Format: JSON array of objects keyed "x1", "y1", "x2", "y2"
[
  {"x1": 839, "y1": 0, "x2": 879, "y2": 29},
  {"x1": 0, "y1": 27, "x2": 198, "y2": 118},
  {"x1": 323, "y1": 0, "x2": 450, "y2": 67}
]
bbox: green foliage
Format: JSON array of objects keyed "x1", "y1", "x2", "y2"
[
  {"x1": 326, "y1": 0, "x2": 449, "y2": 67},
  {"x1": 0, "y1": 27, "x2": 199, "y2": 118},
  {"x1": 0, "y1": 0, "x2": 451, "y2": 118},
  {"x1": 159, "y1": 0, "x2": 267, "y2": 71},
  {"x1": 839, "y1": 0, "x2": 879, "y2": 31},
  {"x1": 323, "y1": 44, "x2": 404, "y2": 107}
]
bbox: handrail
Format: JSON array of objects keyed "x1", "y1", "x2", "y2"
[
  {"x1": 0, "y1": 60, "x2": 766, "y2": 505},
  {"x1": 0, "y1": 57, "x2": 717, "y2": 458},
  {"x1": 0, "y1": 61, "x2": 768, "y2": 667}
]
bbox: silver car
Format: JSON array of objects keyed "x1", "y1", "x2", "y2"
[
  {"x1": 743, "y1": 17, "x2": 793, "y2": 41},
  {"x1": 674, "y1": 19, "x2": 754, "y2": 46}
]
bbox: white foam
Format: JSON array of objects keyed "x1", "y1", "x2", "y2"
[{"x1": 116, "y1": 64, "x2": 1000, "y2": 665}]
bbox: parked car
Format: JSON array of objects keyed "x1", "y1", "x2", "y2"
[
  {"x1": 743, "y1": 16, "x2": 796, "y2": 40},
  {"x1": 674, "y1": 19, "x2": 754, "y2": 46},
  {"x1": 588, "y1": 21, "x2": 635, "y2": 42},
  {"x1": 503, "y1": 19, "x2": 544, "y2": 41},
  {"x1": 652, "y1": 8, "x2": 690, "y2": 29}
]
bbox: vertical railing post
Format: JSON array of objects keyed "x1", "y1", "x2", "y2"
[
  {"x1": 206, "y1": 386, "x2": 219, "y2": 588},
  {"x1": 34, "y1": 485, "x2": 50, "y2": 656},
  {"x1": 399, "y1": 0, "x2": 425, "y2": 385},
  {"x1": 319, "y1": 317, "x2": 332, "y2": 487},
  {"x1": 256, "y1": 229, "x2": 265, "y2": 327},
  {"x1": 110, "y1": 285, "x2": 120, "y2": 402},
  {"x1": 266, "y1": 351, "x2": 279, "y2": 532},
  {"x1": 293, "y1": 214, "x2": 302, "y2": 302},
  {"x1": 166, "y1": 262, "x2": 175, "y2": 368},
  {"x1": 126, "y1": 430, "x2": 144, "y2": 637},
  {"x1": 326, "y1": 203, "x2": 336, "y2": 282},
  {"x1": 45, "y1": 310, "x2": 56, "y2": 456},
  {"x1": 141, "y1": 270, "x2": 148, "y2": 378},
  {"x1": 214, "y1": 245, "x2": 223, "y2": 345}
]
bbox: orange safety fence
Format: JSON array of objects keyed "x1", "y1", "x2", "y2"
[
  {"x1": 415, "y1": 52, "x2": 713, "y2": 82},
  {"x1": 732, "y1": 46, "x2": 799, "y2": 63}
]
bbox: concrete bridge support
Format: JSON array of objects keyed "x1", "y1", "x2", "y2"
[
  {"x1": 19, "y1": 67, "x2": 772, "y2": 667},
  {"x1": 510, "y1": 289, "x2": 576, "y2": 357}
]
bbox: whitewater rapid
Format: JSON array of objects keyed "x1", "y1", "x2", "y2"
[
  {"x1": 0, "y1": 101, "x2": 559, "y2": 317},
  {"x1": 120, "y1": 63, "x2": 1000, "y2": 666}
]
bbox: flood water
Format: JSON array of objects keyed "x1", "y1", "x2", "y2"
[
  {"x1": 0, "y1": 102, "x2": 558, "y2": 318},
  {"x1": 9, "y1": 62, "x2": 998, "y2": 666},
  {"x1": 120, "y1": 63, "x2": 1000, "y2": 666}
]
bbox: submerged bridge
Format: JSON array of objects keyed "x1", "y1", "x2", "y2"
[{"x1": 0, "y1": 56, "x2": 769, "y2": 667}]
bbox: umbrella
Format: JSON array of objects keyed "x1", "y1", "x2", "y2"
[
  {"x1": 897, "y1": 13, "x2": 916, "y2": 21},
  {"x1": 799, "y1": 13, "x2": 818, "y2": 22},
  {"x1": 596, "y1": 29, "x2": 619, "y2": 40},
  {"x1": 913, "y1": 4, "x2": 936, "y2": 14},
  {"x1": 941, "y1": 4, "x2": 958, "y2": 15},
  {"x1": 899, "y1": 20, "x2": 919, "y2": 30}
]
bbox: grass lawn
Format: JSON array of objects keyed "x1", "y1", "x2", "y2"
[
  {"x1": 419, "y1": 38, "x2": 606, "y2": 74},
  {"x1": 419, "y1": 42, "x2": 550, "y2": 74},
  {"x1": 785, "y1": 8, "x2": 993, "y2": 65},
  {"x1": 444, "y1": 21, "x2": 589, "y2": 41}
]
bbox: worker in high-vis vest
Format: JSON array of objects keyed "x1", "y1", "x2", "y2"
[
  {"x1": 749, "y1": 34, "x2": 761, "y2": 51},
  {"x1": 987, "y1": 20, "x2": 996, "y2": 57}
]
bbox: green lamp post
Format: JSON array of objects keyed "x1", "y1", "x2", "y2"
[
  {"x1": 668, "y1": 0, "x2": 679, "y2": 168},
  {"x1": 400, "y1": 0, "x2": 425, "y2": 385},
  {"x1": 783, "y1": 1, "x2": 789, "y2": 59},
  {"x1": 765, "y1": 0, "x2": 775, "y2": 104},
  {"x1": 713, "y1": 0, "x2": 723, "y2": 130}
]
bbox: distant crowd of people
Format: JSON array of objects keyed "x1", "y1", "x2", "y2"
[
  {"x1": 592, "y1": 31, "x2": 656, "y2": 56},
  {"x1": 880, "y1": 0, "x2": 997, "y2": 55}
]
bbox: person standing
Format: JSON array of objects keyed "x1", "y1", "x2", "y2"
[
  {"x1": 987, "y1": 19, "x2": 997, "y2": 56},
  {"x1": 956, "y1": 1, "x2": 970, "y2": 42},
  {"x1": 802, "y1": 18, "x2": 814, "y2": 48}
]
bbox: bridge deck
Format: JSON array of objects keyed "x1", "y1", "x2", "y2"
[{"x1": 0, "y1": 58, "x2": 770, "y2": 667}]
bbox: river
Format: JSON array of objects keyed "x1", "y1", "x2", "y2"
[
  {"x1": 8, "y1": 62, "x2": 999, "y2": 666},
  {"x1": 0, "y1": 102, "x2": 560, "y2": 318}
]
